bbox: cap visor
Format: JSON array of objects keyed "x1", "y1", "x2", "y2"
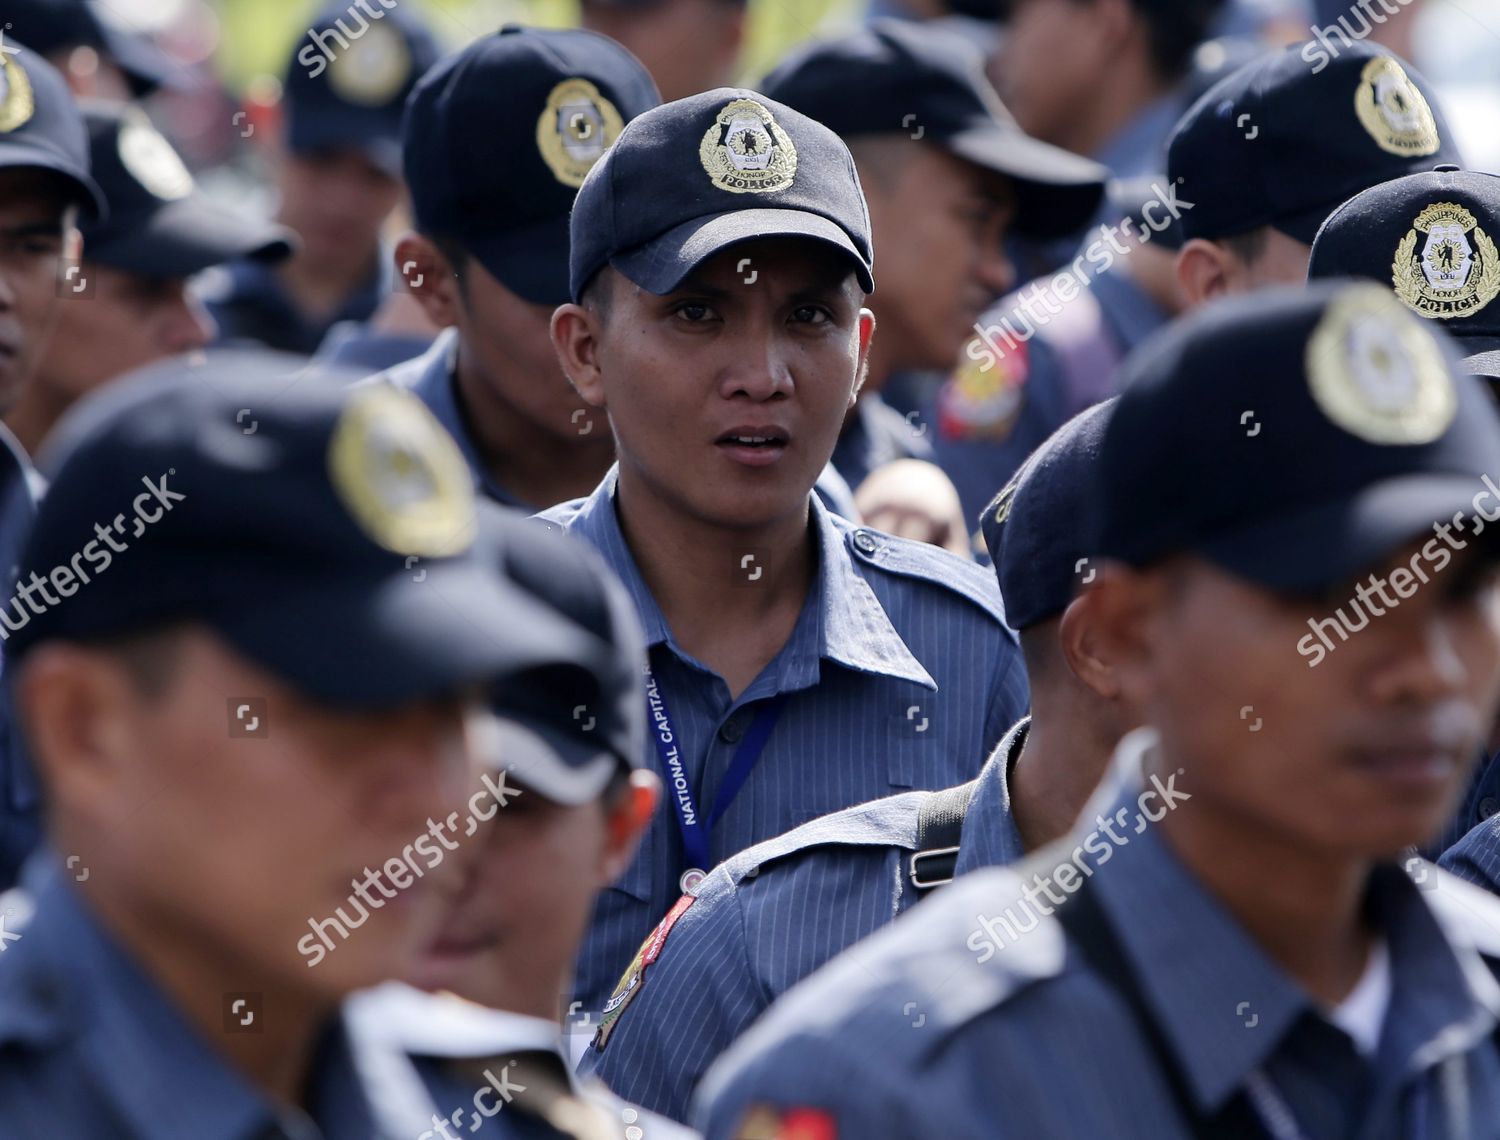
[
  {"x1": 1195, "y1": 475, "x2": 1500, "y2": 595},
  {"x1": 943, "y1": 124, "x2": 1107, "y2": 239},
  {"x1": 0, "y1": 144, "x2": 107, "y2": 220},
  {"x1": 611, "y1": 208, "x2": 875, "y2": 296},
  {"x1": 475, "y1": 716, "x2": 617, "y2": 807},
  {"x1": 1459, "y1": 340, "x2": 1500, "y2": 381},
  {"x1": 463, "y1": 215, "x2": 572, "y2": 307},
  {"x1": 213, "y1": 561, "x2": 600, "y2": 709},
  {"x1": 287, "y1": 117, "x2": 403, "y2": 178},
  {"x1": 106, "y1": 28, "x2": 187, "y2": 95},
  {"x1": 90, "y1": 195, "x2": 294, "y2": 278}
]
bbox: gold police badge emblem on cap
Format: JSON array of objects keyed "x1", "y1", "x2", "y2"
[
  {"x1": 1392, "y1": 201, "x2": 1500, "y2": 320},
  {"x1": 1306, "y1": 285, "x2": 1456, "y2": 445},
  {"x1": 536, "y1": 78, "x2": 624, "y2": 189},
  {"x1": 1353, "y1": 56, "x2": 1438, "y2": 157},
  {"x1": 329, "y1": 385, "x2": 476, "y2": 556},
  {"x1": 118, "y1": 110, "x2": 193, "y2": 201},
  {"x1": 327, "y1": 21, "x2": 411, "y2": 106},
  {"x1": 0, "y1": 54, "x2": 36, "y2": 134},
  {"x1": 699, "y1": 98, "x2": 797, "y2": 194}
]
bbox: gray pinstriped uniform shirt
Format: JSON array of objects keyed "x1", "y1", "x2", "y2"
[{"x1": 537, "y1": 469, "x2": 1029, "y2": 1018}]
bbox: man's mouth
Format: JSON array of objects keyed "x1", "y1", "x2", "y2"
[{"x1": 716, "y1": 427, "x2": 790, "y2": 466}]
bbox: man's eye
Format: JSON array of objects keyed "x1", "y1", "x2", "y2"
[
  {"x1": 675, "y1": 302, "x2": 713, "y2": 322},
  {"x1": 791, "y1": 306, "x2": 830, "y2": 325}
]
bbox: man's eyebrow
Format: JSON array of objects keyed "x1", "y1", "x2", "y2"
[
  {"x1": 668, "y1": 278, "x2": 733, "y2": 300},
  {"x1": 0, "y1": 219, "x2": 66, "y2": 240}
]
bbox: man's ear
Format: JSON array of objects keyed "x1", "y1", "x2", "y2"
[
  {"x1": 1082, "y1": 564, "x2": 1167, "y2": 711},
  {"x1": 393, "y1": 232, "x2": 463, "y2": 330},
  {"x1": 600, "y1": 770, "x2": 660, "y2": 884},
  {"x1": 1059, "y1": 591, "x2": 1124, "y2": 702},
  {"x1": 17, "y1": 645, "x2": 139, "y2": 835},
  {"x1": 1175, "y1": 239, "x2": 1237, "y2": 308},
  {"x1": 551, "y1": 299, "x2": 609, "y2": 409},
  {"x1": 852, "y1": 307, "x2": 877, "y2": 404}
]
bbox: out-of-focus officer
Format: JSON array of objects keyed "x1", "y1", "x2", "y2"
[
  {"x1": 578, "y1": 0, "x2": 747, "y2": 103},
  {"x1": 757, "y1": 19, "x2": 1106, "y2": 498},
  {"x1": 1171, "y1": 41, "x2": 1462, "y2": 304},
  {"x1": 5, "y1": 0, "x2": 177, "y2": 100},
  {"x1": 696, "y1": 282, "x2": 1500, "y2": 1140},
  {"x1": 0, "y1": 42, "x2": 104, "y2": 891},
  {"x1": 201, "y1": 2, "x2": 438, "y2": 356},
  {"x1": 381, "y1": 25, "x2": 658, "y2": 511},
  {"x1": 543, "y1": 88, "x2": 1032, "y2": 1016},
  {"x1": 1306, "y1": 167, "x2": 1500, "y2": 873},
  {"x1": 7, "y1": 102, "x2": 293, "y2": 455},
  {"x1": 582, "y1": 401, "x2": 1139, "y2": 1123},
  {"x1": 0, "y1": 356, "x2": 619, "y2": 1136}
]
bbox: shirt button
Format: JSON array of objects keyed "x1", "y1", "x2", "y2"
[
  {"x1": 719, "y1": 714, "x2": 747, "y2": 744},
  {"x1": 1480, "y1": 796, "x2": 1500, "y2": 820},
  {"x1": 853, "y1": 530, "x2": 879, "y2": 555}
]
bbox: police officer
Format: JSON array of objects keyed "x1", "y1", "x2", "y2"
[
  {"x1": 0, "y1": 43, "x2": 104, "y2": 890},
  {"x1": 696, "y1": 282, "x2": 1500, "y2": 1139},
  {"x1": 579, "y1": 0, "x2": 747, "y2": 104},
  {"x1": 5, "y1": 0, "x2": 177, "y2": 100},
  {"x1": 6, "y1": 102, "x2": 294, "y2": 454},
  {"x1": 202, "y1": 2, "x2": 438, "y2": 356},
  {"x1": 582, "y1": 401, "x2": 1138, "y2": 1123},
  {"x1": 545, "y1": 89, "x2": 1032, "y2": 1016},
  {"x1": 384, "y1": 25, "x2": 658, "y2": 511},
  {"x1": 355, "y1": 515, "x2": 699, "y2": 1139},
  {"x1": 0, "y1": 355, "x2": 617, "y2": 1135},
  {"x1": 1304, "y1": 168, "x2": 1500, "y2": 873},
  {"x1": 756, "y1": 19, "x2": 1107, "y2": 498},
  {"x1": 1171, "y1": 41, "x2": 1461, "y2": 304}
]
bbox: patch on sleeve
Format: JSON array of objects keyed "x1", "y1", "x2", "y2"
[
  {"x1": 592, "y1": 894, "x2": 696, "y2": 1051},
  {"x1": 735, "y1": 1105, "x2": 839, "y2": 1139},
  {"x1": 937, "y1": 335, "x2": 1029, "y2": 442}
]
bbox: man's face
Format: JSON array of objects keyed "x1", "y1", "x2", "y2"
[
  {"x1": 582, "y1": 239, "x2": 873, "y2": 531},
  {"x1": 38, "y1": 629, "x2": 481, "y2": 998},
  {"x1": 0, "y1": 170, "x2": 75, "y2": 414},
  {"x1": 862, "y1": 145, "x2": 1014, "y2": 376},
  {"x1": 277, "y1": 148, "x2": 401, "y2": 268},
  {"x1": 1123, "y1": 546, "x2": 1500, "y2": 857},
  {"x1": 580, "y1": 0, "x2": 744, "y2": 102},
  {"x1": 995, "y1": 0, "x2": 1105, "y2": 148},
  {"x1": 37, "y1": 265, "x2": 215, "y2": 408},
  {"x1": 407, "y1": 779, "x2": 612, "y2": 1011},
  {"x1": 455, "y1": 258, "x2": 608, "y2": 444}
]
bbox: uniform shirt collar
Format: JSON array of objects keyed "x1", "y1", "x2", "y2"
[
  {"x1": 1093, "y1": 93, "x2": 1181, "y2": 177},
  {"x1": 554, "y1": 467, "x2": 934, "y2": 690},
  {"x1": 0, "y1": 861, "x2": 372, "y2": 1139},
  {"x1": 397, "y1": 330, "x2": 523, "y2": 509},
  {"x1": 955, "y1": 717, "x2": 1029, "y2": 874},
  {"x1": 1087, "y1": 728, "x2": 1500, "y2": 1112}
]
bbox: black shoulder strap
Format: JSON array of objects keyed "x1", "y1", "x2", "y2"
[
  {"x1": 1054, "y1": 881, "x2": 1268, "y2": 1140},
  {"x1": 908, "y1": 779, "x2": 979, "y2": 894}
]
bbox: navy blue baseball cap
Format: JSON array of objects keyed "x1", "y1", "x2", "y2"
[
  {"x1": 282, "y1": 3, "x2": 440, "y2": 176},
  {"x1": 1308, "y1": 166, "x2": 1500, "y2": 381},
  {"x1": 478, "y1": 514, "x2": 646, "y2": 805},
  {"x1": 982, "y1": 400, "x2": 1114, "y2": 632},
  {"x1": 1095, "y1": 282, "x2": 1500, "y2": 593},
  {"x1": 759, "y1": 20, "x2": 1107, "y2": 240},
  {"x1": 5, "y1": 0, "x2": 179, "y2": 96},
  {"x1": 404, "y1": 25, "x2": 660, "y2": 306},
  {"x1": 0, "y1": 41, "x2": 104, "y2": 217},
  {"x1": 569, "y1": 87, "x2": 875, "y2": 302},
  {"x1": 79, "y1": 104, "x2": 293, "y2": 278},
  {"x1": 8, "y1": 354, "x2": 598, "y2": 707},
  {"x1": 1169, "y1": 43, "x2": 1462, "y2": 245}
]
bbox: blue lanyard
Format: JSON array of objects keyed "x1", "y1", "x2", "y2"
[{"x1": 645, "y1": 669, "x2": 789, "y2": 875}]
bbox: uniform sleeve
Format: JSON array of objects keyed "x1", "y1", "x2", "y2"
[
  {"x1": 1439, "y1": 815, "x2": 1500, "y2": 895},
  {"x1": 584, "y1": 879, "x2": 771, "y2": 1124}
]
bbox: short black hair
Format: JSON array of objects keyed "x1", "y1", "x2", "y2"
[{"x1": 1219, "y1": 225, "x2": 1269, "y2": 266}]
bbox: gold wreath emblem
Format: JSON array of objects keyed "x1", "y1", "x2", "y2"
[
  {"x1": 1391, "y1": 202, "x2": 1500, "y2": 321},
  {"x1": 0, "y1": 55, "x2": 36, "y2": 134},
  {"x1": 698, "y1": 98, "x2": 797, "y2": 195},
  {"x1": 536, "y1": 78, "x2": 625, "y2": 189}
]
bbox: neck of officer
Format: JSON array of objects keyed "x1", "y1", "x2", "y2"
[
  {"x1": 1148, "y1": 751, "x2": 1376, "y2": 1008},
  {"x1": 1008, "y1": 679, "x2": 1120, "y2": 852},
  {"x1": 277, "y1": 241, "x2": 381, "y2": 324},
  {"x1": 614, "y1": 465, "x2": 816, "y2": 700},
  {"x1": 453, "y1": 348, "x2": 616, "y2": 510},
  {"x1": 86, "y1": 884, "x2": 335, "y2": 1109}
]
